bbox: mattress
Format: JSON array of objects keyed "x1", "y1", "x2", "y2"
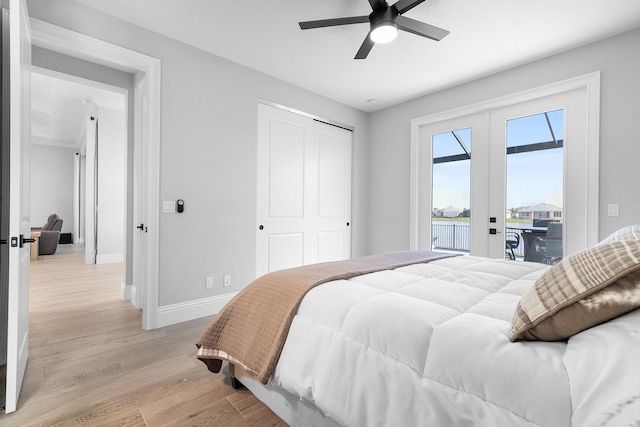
[{"x1": 200, "y1": 249, "x2": 640, "y2": 426}]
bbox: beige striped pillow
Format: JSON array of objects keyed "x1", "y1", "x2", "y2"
[{"x1": 510, "y1": 239, "x2": 640, "y2": 342}]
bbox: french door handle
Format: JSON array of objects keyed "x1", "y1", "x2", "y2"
[{"x1": 136, "y1": 224, "x2": 144, "y2": 230}]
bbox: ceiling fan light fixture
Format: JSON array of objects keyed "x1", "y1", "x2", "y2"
[
  {"x1": 299, "y1": 0, "x2": 449, "y2": 59},
  {"x1": 370, "y1": 23, "x2": 398, "y2": 44}
]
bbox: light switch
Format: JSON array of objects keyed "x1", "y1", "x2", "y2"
[
  {"x1": 607, "y1": 204, "x2": 619, "y2": 217},
  {"x1": 163, "y1": 201, "x2": 176, "y2": 213}
]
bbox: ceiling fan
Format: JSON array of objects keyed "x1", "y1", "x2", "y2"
[{"x1": 299, "y1": 0, "x2": 450, "y2": 59}]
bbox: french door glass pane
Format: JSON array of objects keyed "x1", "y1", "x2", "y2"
[
  {"x1": 505, "y1": 109, "x2": 564, "y2": 264},
  {"x1": 432, "y1": 128, "x2": 471, "y2": 254}
]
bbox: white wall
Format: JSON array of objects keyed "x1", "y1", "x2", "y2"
[
  {"x1": 26, "y1": 0, "x2": 370, "y2": 308},
  {"x1": 30, "y1": 144, "x2": 75, "y2": 233},
  {"x1": 367, "y1": 27, "x2": 640, "y2": 254},
  {"x1": 96, "y1": 107, "x2": 126, "y2": 263}
]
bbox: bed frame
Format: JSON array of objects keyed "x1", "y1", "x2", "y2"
[{"x1": 230, "y1": 363, "x2": 341, "y2": 427}]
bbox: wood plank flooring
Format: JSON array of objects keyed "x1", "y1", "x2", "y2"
[{"x1": 0, "y1": 244, "x2": 287, "y2": 426}]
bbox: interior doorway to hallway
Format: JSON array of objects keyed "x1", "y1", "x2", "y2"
[
  {"x1": 30, "y1": 66, "x2": 128, "y2": 269},
  {"x1": 30, "y1": 18, "x2": 162, "y2": 331}
]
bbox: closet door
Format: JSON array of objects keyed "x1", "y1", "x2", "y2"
[{"x1": 256, "y1": 104, "x2": 352, "y2": 277}]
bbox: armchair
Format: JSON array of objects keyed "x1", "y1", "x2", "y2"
[{"x1": 33, "y1": 213, "x2": 63, "y2": 255}]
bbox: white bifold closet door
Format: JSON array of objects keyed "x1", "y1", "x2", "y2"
[{"x1": 256, "y1": 103, "x2": 352, "y2": 278}]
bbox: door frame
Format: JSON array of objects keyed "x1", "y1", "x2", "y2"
[
  {"x1": 29, "y1": 18, "x2": 162, "y2": 329},
  {"x1": 410, "y1": 72, "x2": 600, "y2": 255}
]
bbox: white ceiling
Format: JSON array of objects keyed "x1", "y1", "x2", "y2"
[
  {"x1": 69, "y1": 0, "x2": 640, "y2": 112},
  {"x1": 31, "y1": 71, "x2": 125, "y2": 149}
]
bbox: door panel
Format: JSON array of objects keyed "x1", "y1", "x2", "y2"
[
  {"x1": 317, "y1": 230, "x2": 345, "y2": 263},
  {"x1": 5, "y1": 0, "x2": 31, "y2": 413},
  {"x1": 84, "y1": 115, "x2": 97, "y2": 264},
  {"x1": 488, "y1": 89, "x2": 586, "y2": 259},
  {"x1": 317, "y1": 129, "x2": 347, "y2": 218},
  {"x1": 257, "y1": 104, "x2": 352, "y2": 278},
  {"x1": 312, "y1": 120, "x2": 352, "y2": 264},
  {"x1": 414, "y1": 113, "x2": 487, "y2": 255},
  {"x1": 267, "y1": 233, "x2": 304, "y2": 272},
  {"x1": 504, "y1": 110, "x2": 564, "y2": 263},
  {"x1": 431, "y1": 127, "x2": 472, "y2": 254},
  {"x1": 132, "y1": 76, "x2": 148, "y2": 310},
  {"x1": 268, "y1": 120, "x2": 305, "y2": 218}
]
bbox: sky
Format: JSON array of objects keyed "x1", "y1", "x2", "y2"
[{"x1": 432, "y1": 109, "x2": 564, "y2": 213}]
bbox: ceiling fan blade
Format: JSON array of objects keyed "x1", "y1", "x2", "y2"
[
  {"x1": 299, "y1": 15, "x2": 369, "y2": 30},
  {"x1": 398, "y1": 16, "x2": 450, "y2": 41},
  {"x1": 392, "y1": 0, "x2": 427, "y2": 15},
  {"x1": 368, "y1": 0, "x2": 388, "y2": 10},
  {"x1": 355, "y1": 34, "x2": 375, "y2": 59}
]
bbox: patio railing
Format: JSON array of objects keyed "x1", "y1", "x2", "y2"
[{"x1": 432, "y1": 223, "x2": 527, "y2": 258}]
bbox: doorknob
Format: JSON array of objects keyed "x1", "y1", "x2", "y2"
[
  {"x1": 136, "y1": 224, "x2": 144, "y2": 230},
  {"x1": 20, "y1": 234, "x2": 36, "y2": 248}
]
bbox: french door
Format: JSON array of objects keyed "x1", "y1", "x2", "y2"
[
  {"x1": 411, "y1": 76, "x2": 599, "y2": 260},
  {"x1": 414, "y1": 112, "x2": 488, "y2": 256}
]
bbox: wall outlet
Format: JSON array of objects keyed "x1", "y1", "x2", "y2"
[
  {"x1": 205, "y1": 276, "x2": 214, "y2": 289},
  {"x1": 607, "y1": 204, "x2": 619, "y2": 217},
  {"x1": 223, "y1": 275, "x2": 231, "y2": 287}
]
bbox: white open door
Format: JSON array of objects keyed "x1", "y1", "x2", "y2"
[
  {"x1": 84, "y1": 113, "x2": 97, "y2": 265},
  {"x1": 132, "y1": 75, "x2": 148, "y2": 311},
  {"x1": 4, "y1": 0, "x2": 31, "y2": 414}
]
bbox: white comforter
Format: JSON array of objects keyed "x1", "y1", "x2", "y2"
[{"x1": 271, "y1": 256, "x2": 640, "y2": 427}]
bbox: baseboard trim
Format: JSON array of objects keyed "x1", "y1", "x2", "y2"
[
  {"x1": 157, "y1": 292, "x2": 237, "y2": 328},
  {"x1": 120, "y1": 282, "x2": 131, "y2": 301},
  {"x1": 96, "y1": 253, "x2": 124, "y2": 264},
  {"x1": 130, "y1": 285, "x2": 140, "y2": 309}
]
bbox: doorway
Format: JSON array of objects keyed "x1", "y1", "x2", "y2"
[
  {"x1": 30, "y1": 18, "x2": 161, "y2": 330},
  {"x1": 30, "y1": 68, "x2": 127, "y2": 268}
]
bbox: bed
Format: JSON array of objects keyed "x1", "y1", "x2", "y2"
[{"x1": 197, "y1": 225, "x2": 640, "y2": 427}]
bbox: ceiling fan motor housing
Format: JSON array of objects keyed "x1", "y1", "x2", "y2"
[{"x1": 370, "y1": 6, "x2": 399, "y2": 29}]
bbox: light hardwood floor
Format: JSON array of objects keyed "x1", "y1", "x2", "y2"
[{"x1": 0, "y1": 244, "x2": 287, "y2": 426}]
